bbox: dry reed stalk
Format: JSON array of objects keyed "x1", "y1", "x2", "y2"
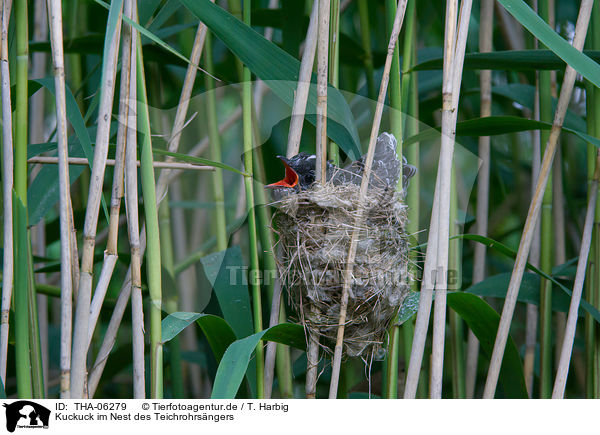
[
  {"x1": 553, "y1": 146, "x2": 567, "y2": 366},
  {"x1": 403, "y1": 22, "x2": 455, "y2": 395},
  {"x1": 430, "y1": 0, "x2": 472, "y2": 398},
  {"x1": 0, "y1": 0, "x2": 13, "y2": 386},
  {"x1": 258, "y1": 0, "x2": 287, "y2": 400},
  {"x1": 123, "y1": 4, "x2": 144, "y2": 396},
  {"x1": 483, "y1": 0, "x2": 593, "y2": 398},
  {"x1": 315, "y1": 0, "x2": 330, "y2": 183},
  {"x1": 87, "y1": 10, "x2": 210, "y2": 396},
  {"x1": 264, "y1": 277, "x2": 282, "y2": 398},
  {"x1": 306, "y1": 0, "x2": 329, "y2": 398},
  {"x1": 29, "y1": 0, "x2": 46, "y2": 145},
  {"x1": 328, "y1": 0, "x2": 408, "y2": 399},
  {"x1": 30, "y1": 0, "x2": 49, "y2": 390},
  {"x1": 287, "y1": 0, "x2": 318, "y2": 158},
  {"x1": 87, "y1": 265, "x2": 134, "y2": 397},
  {"x1": 466, "y1": 0, "x2": 493, "y2": 399},
  {"x1": 86, "y1": 0, "x2": 134, "y2": 350},
  {"x1": 28, "y1": 156, "x2": 214, "y2": 171},
  {"x1": 70, "y1": 0, "x2": 123, "y2": 399},
  {"x1": 305, "y1": 327, "x2": 320, "y2": 399},
  {"x1": 170, "y1": 179, "x2": 203, "y2": 397},
  {"x1": 160, "y1": 17, "x2": 209, "y2": 177},
  {"x1": 47, "y1": 0, "x2": 76, "y2": 399},
  {"x1": 524, "y1": 9, "x2": 542, "y2": 394},
  {"x1": 404, "y1": 0, "x2": 471, "y2": 399},
  {"x1": 552, "y1": 152, "x2": 600, "y2": 398}
]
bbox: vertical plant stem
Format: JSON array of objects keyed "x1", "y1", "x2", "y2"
[
  {"x1": 241, "y1": 0, "x2": 264, "y2": 399},
  {"x1": 70, "y1": 0, "x2": 123, "y2": 399},
  {"x1": 30, "y1": 0, "x2": 48, "y2": 394},
  {"x1": 29, "y1": 0, "x2": 46, "y2": 145},
  {"x1": 538, "y1": 0, "x2": 557, "y2": 399},
  {"x1": 430, "y1": 0, "x2": 472, "y2": 399},
  {"x1": 525, "y1": 0, "x2": 542, "y2": 395},
  {"x1": 87, "y1": 12, "x2": 211, "y2": 396},
  {"x1": 590, "y1": 1, "x2": 600, "y2": 399},
  {"x1": 0, "y1": 0, "x2": 14, "y2": 386},
  {"x1": 308, "y1": 0, "x2": 331, "y2": 398},
  {"x1": 47, "y1": 0, "x2": 75, "y2": 399},
  {"x1": 282, "y1": 1, "x2": 320, "y2": 397},
  {"x1": 329, "y1": 0, "x2": 408, "y2": 399},
  {"x1": 315, "y1": 0, "x2": 330, "y2": 183},
  {"x1": 14, "y1": 194, "x2": 32, "y2": 398},
  {"x1": 27, "y1": 241, "x2": 44, "y2": 397},
  {"x1": 357, "y1": 0, "x2": 375, "y2": 99},
  {"x1": 253, "y1": 127, "x2": 292, "y2": 399},
  {"x1": 171, "y1": 180, "x2": 202, "y2": 397},
  {"x1": 449, "y1": 169, "x2": 465, "y2": 399},
  {"x1": 328, "y1": 0, "x2": 340, "y2": 165},
  {"x1": 383, "y1": 0, "x2": 403, "y2": 399},
  {"x1": 120, "y1": 0, "x2": 144, "y2": 399},
  {"x1": 553, "y1": 146, "x2": 567, "y2": 364},
  {"x1": 466, "y1": 0, "x2": 493, "y2": 399},
  {"x1": 552, "y1": 153, "x2": 599, "y2": 398},
  {"x1": 404, "y1": 27, "x2": 420, "y2": 396},
  {"x1": 14, "y1": 0, "x2": 27, "y2": 204},
  {"x1": 204, "y1": 32, "x2": 227, "y2": 251},
  {"x1": 87, "y1": 0, "x2": 134, "y2": 347},
  {"x1": 287, "y1": 0, "x2": 318, "y2": 158},
  {"x1": 166, "y1": 18, "x2": 210, "y2": 398},
  {"x1": 13, "y1": 0, "x2": 33, "y2": 398},
  {"x1": 316, "y1": 0, "x2": 332, "y2": 395},
  {"x1": 135, "y1": 16, "x2": 163, "y2": 398},
  {"x1": 483, "y1": 0, "x2": 593, "y2": 398},
  {"x1": 159, "y1": 201, "x2": 184, "y2": 398}
]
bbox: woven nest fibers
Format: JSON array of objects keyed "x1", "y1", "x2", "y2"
[{"x1": 272, "y1": 181, "x2": 412, "y2": 359}]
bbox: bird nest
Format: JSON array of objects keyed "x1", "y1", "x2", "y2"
[{"x1": 272, "y1": 179, "x2": 411, "y2": 359}]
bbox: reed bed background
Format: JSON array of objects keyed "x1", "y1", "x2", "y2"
[{"x1": 0, "y1": 0, "x2": 599, "y2": 399}]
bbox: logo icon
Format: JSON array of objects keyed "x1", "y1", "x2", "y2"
[{"x1": 3, "y1": 401, "x2": 50, "y2": 432}]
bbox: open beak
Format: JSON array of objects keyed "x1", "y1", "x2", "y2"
[{"x1": 265, "y1": 156, "x2": 299, "y2": 189}]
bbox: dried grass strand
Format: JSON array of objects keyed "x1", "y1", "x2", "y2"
[
  {"x1": 466, "y1": 0, "x2": 493, "y2": 399},
  {"x1": 0, "y1": 0, "x2": 14, "y2": 386},
  {"x1": 430, "y1": 0, "x2": 472, "y2": 399},
  {"x1": 483, "y1": 0, "x2": 594, "y2": 398},
  {"x1": 287, "y1": 0, "x2": 318, "y2": 158},
  {"x1": 552, "y1": 153, "x2": 599, "y2": 398},
  {"x1": 328, "y1": 0, "x2": 408, "y2": 398}
]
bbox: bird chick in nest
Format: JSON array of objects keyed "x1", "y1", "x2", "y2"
[{"x1": 265, "y1": 132, "x2": 416, "y2": 201}]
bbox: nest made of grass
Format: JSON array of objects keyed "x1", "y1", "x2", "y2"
[{"x1": 273, "y1": 180, "x2": 412, "y2": 359}]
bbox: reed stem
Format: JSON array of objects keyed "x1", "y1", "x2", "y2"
[
  {"x1": 136, "y1": 25, "x2": 163, "y2": 399},
  {"x1": 552, "y1": 152, "x2": 599, "y2": 398},
  {"x1": 357, "y1": 0, "x2": 375, "y2": 99},
  {"x1": 70, "y1": 0, "x2": 123, "y2": 398},
  {"x1": 204, "y1": 32, "x2": 228, "y2": 251},
  {"x1": 483, "y1": 0, "x2": 594, "y2": 397},
  {"x1": 315, "y1": 0, "x2": 330, "y2": 183},
  {"x1": 287, "y1": 0, "x2": 318, "y2": 158},
  {"x1": 241, "y1": 0, "x2": 264, "y2": 399},
  {"x1": 46, "y1": 0, "x2": 75, "y2": 398},
  {"x1": 466, "y1": 0, "x2": 493, "y2": 399},
  {"x1": 0, "y1": 0, "x2": 14, "y2": 387},
  {"x1": 538, "y1": 0, "x2": 555, "y2": 400},
  {"x1": 383, "y1": 0, "x2": 404, "y2": 399},
  {"x1": 329, "y1": 0, "x2": 408, "y2": 399}
]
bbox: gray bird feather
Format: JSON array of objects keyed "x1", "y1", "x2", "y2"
[{"x1": 331, "y1": 132, "x2": 416, "y2": 191}]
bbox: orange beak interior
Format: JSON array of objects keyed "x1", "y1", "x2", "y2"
[{"x1": 266, "y1": 159, "x2": 299, "y2": 188}]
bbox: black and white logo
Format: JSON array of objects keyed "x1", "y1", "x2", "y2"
[{"x1": 3, "y1": 401, "x2": 50, "y2": 432}]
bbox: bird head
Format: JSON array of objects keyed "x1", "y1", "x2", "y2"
[{"x1": 266, "y1": 153, "x2": 316, "y2": 193}]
